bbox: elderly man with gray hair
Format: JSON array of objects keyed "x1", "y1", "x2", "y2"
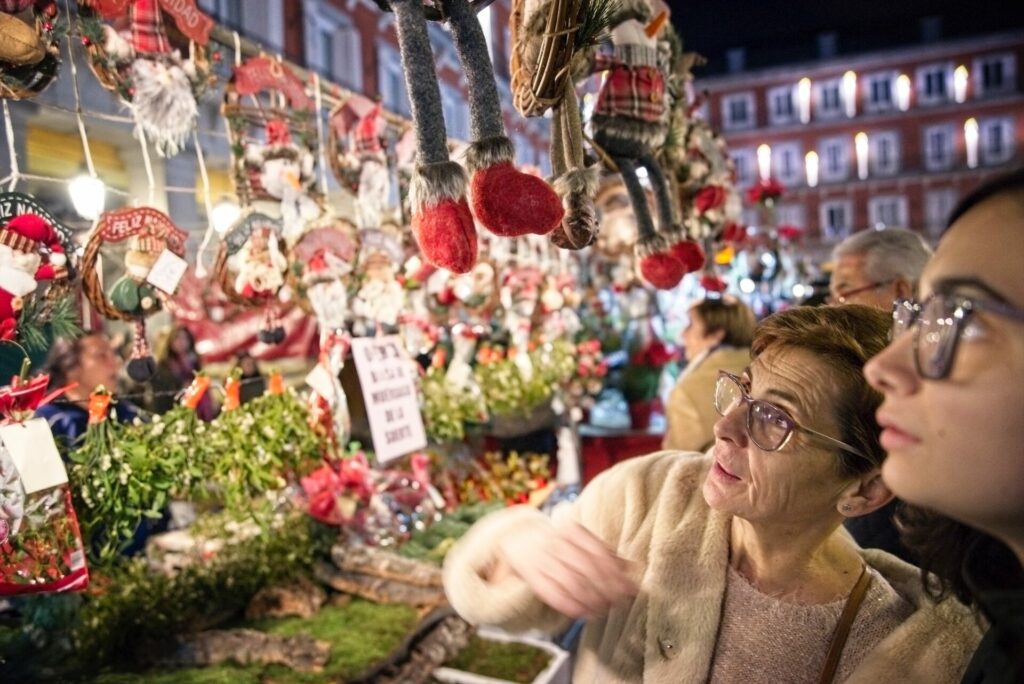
[
  {"x1": 827, "y1": 227, "x2": 932, "y2": 565},
  {"x1": 828, "y1": 228, "x2": 932, "y2": 308}
]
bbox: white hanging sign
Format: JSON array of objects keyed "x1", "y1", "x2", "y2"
[{"x1": 350, "y1": 335, "x2": 427, "y2": 464}]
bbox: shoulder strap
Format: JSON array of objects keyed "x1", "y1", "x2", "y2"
[{"x1": 818, "y1": 565, "x2": 871, "y2": 684}]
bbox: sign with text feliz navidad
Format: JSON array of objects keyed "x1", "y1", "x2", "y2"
[{"x1": 350, "y1": 336, "x2": 427, "y2": 464}]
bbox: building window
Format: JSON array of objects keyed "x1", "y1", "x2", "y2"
[
  {"x1": 975, "y1": 53, "x2": 1016, "y2": 96},
  {"x1": 722, "y1": 93, "x2": 755, "y2": 130},
  {"x1": 768, "y1": 85, "x2": 796, "y2": 125},
  {"x1": 868, "y1": 195, "x2": 909, "y2": 229},
  {"x1": 980, "y1": 117, "x2": 1015, "y2": 165},
  {"x1": 306, "y1": 5, "x2": 363, "y2": 92},
  {"x1": 776, "y1": 204, "x2": 805, "y2": 228},
  {"x1": 864, "y1": 72, "x2": 895, "y2": 112},
  {"x1": 819, "y1": 137, "x2": 849, "y2": 182},
  {"x1": 816, "y1": 80, "x2": 842, "y2": 118},
  {"x1": 820, "y1": 200, "x2": 853, "y2": 240},
  {"x1": 925, "y1": 188, "x2": 957, "y2": 237},
  {"x1": 772, "y1": 142, "x2": 803, "y2": 185},
  {"x1": 923, "y1": 125, "x2": 955, "y2": 171},
  {"x1": 440, "y1": 84, "x2": 469, "y2": 142},
  {"x1": 917, "y1": 63, "x2": 951, "y2": 105},
  {"x1": 731, "y1": 148, "x2": 756, "y2": 186},
  {"x1": 378, "y1": 44, "x2": 409, "y2": 116},
  {"x1": 869, "y1": 131, "x2": 900, "y2": 176}
]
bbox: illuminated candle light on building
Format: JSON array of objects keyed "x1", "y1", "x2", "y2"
[
  {"x1": 855, "y1": 132, "x2": 869, "y2": 180},
  {"x1": 896, "y1": 74, "x2": 911, "y2": 111},
  {"x1": 757, "y1": 144, "x2": 772, "y2": 182},
  {"x1": 797, "y1": 77, "x2": 811, "y2": 123},
  {"x1": 964, "y1": 117, "x2": 979, "y2": 169},
  {"x1": 805, "y1": 151, "x2": 819, "y2": 188},
  {"x1": 842, "y1": 71, "x2": 857, "y2": 117},
  {"x1": 954, "y1": 65, "x2": 969, "y2": 103}
]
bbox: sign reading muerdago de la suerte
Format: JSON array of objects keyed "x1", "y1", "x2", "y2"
[{"x1": 350, "y1": 336, "x2": 427, "y2": 464}]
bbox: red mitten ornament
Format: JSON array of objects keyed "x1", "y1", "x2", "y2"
[
  {"x1": 410, "y1": 161, "x2": 478, "y2": 274},
  {"x1": 636, "y1": 235, "x2": 686, "y2": 290},
  {"x1": 670, "y1": 237, "x2": 706, "y2": 274},
  {"x1": 466, "y1": 137, "x2": 563, "y2": 238}
]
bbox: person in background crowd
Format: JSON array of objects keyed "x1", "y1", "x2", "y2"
[
  {"x1": 234, "y1": 350, "x2": 266, "y2": 405},
  {"x1": 828, "y1": 227, "x2": 932, "y2": 308},
  {"x1": 828, "y1": 227, "x2": 932, "y2": 563},
  {"x1": 444, "y1": 306, "x2": 980, "y2": 683},
  {"x1": 37, "y1": 332, "x2": 137, "y2": 449},
  {"x1": 145, "y1": 324, "x2": 216, "y2": 420},
  {"x1": 865, "y1": 169, "x2": 1024, "y2": 683},
  {"x1": 663, "y1": 297, "x2": 755, "y2": 451}
]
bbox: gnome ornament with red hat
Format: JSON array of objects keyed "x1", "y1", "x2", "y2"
[
  {"x1": 589, "y1": 0, "x2": 704, "y2": 289},
  {"x1": 352, "y1": 102, "x2": 391, "y2": 230},
  {"x1": 384, "y1": 0, "x2": 564, "y2": 274},
  {"x1": 0, "y1": 213, "x2": 68, "y2": 339}
]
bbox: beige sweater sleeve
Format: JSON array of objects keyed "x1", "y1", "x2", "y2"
[{"x1": 442, "y1": 453, "x2": 661, "y2": 634}]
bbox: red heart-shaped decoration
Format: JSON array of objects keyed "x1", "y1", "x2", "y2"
[
  {"x1": 413, "y1": 197, "x2": 478, "y2": 274},
  {"x1": 470, "y1": 162, "x2": 564, "y2": 237}
]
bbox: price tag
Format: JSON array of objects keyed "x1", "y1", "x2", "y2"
[
  {"x1": 145, "y1": 249, "x2": 188, "y2": 295},
  {"x1": 351, "y1": 335, "x2": 427, "y2": 464},
  {"x1": 0, "y1": 418, "x2": 68, "y2": 494}
]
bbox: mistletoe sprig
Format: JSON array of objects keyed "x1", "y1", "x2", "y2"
[{"x1": 68, "y1": 382, "x2": 324, "y2": 564}]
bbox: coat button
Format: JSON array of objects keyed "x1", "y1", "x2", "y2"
[{"x1": 658, "y1": 635, "x2": 678, "y2": 659}]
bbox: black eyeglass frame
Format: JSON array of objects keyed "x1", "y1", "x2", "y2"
[
  {"x1": 713, "y1": 371, "x2": 870, "y2": 459},
  {"x1": 892, "y1": 294, "x2": 1024, "y2": 380}
]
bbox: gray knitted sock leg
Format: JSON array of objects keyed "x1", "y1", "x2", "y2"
[
  {"x1": 615, "y1": 156, "x2": 656, "y2": 242},
  {"x1": 391, "y1": 0, "x2": 449, "y2": 165},
  {"x1": 443, "y1": 0, "x2": 505, "y2": 142},
  {"x1": 639, "y1": 151, "x2": 675, "y2": 232}
]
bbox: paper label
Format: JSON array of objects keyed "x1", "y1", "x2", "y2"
[
  {"x1": 0, "y1": 419, "x2": 68, "y2": 494},
  {"x1": 145, "y1": 249, "x2": 188, "y2": 295},
  {"x1": 351, "y1": 336, "x2": 427, "y2": 464},
  {"x1": 305, "y1": 364, "x2": 338, "y2": 403}
]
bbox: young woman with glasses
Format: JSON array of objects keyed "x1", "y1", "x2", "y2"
[
  {"x1": 865, "y1": 168, "x2": 1024, "y2": 683},
  {"x1": 443, "y1": 306, "x2": 980, "y2": 683}
]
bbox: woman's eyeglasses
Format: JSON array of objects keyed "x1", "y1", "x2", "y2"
[
  {"x1": 827, "y1": 279, "x2": 894, "y2": 305},
  {"x1": 892, "y1": 294, "x2": 1024, "y2": 379},
  {"x1": 713, "y1": 371, "x2": 869, "y2": 458}
]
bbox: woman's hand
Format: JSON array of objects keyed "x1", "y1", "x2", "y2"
[{"x1": 496, "y1": 520, "x2": 638, "y2": 619}]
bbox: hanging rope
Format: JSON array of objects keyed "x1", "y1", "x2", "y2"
[
  {"x1": 2, "y1": 99, "x2": 20, "y2": 192},
  {"x1": 312, "y1": 72, "x2": 330, "y2": 198},
  {"x1": 63, "y1": 0, "x2": 99, "y2": 181},
  {"x1": 193, "y1": 129, "x2": 217, "y2": 278},
  {"x1": 135, "y1": 122, "x2": 157, "y2": 207}
]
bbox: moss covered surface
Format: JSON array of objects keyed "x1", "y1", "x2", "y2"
[
  {"x1": 87, "y1": 598, "x2": 419, "y2": 683},
  {"x1": 444, "y1": 634, "x2": 552, "y2": 683}
]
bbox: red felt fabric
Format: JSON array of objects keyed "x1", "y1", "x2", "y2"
[
  {"x1": 670, "y1": 238, "x2": 706, "y2": 273},
  {"x1": 412, "y1": 197, "x2": 478, "y2": 274},
  {"x1": 639, "y1": 251, "x2": 685, "y2": 289},
  {"x1": 470, "y1": 162, "x2": 563, "y2": 238}
]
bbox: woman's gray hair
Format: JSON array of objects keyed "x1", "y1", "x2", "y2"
[{"x1": 831, "y1": 228, "x2": 933, "y2": 289}]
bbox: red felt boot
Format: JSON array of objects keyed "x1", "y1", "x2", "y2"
[
  {"x1": 636, "y1": 235, "x2": 686, "y2": 290},
  {"x1": 467, "y1": 137, "x2": 563, "y2": 238},
  {"x1": 410, "y1": 161, "x2": 478, "y2": 274},
  {"x1": 669, "y1": 237, "x2": 706, "y2": 274}
]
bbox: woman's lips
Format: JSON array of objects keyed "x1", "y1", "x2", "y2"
[
  {"x1": 877, "y1": 413, "x2": 921, "y2": 450},
  {"x1": 713, "y1": 460, "x2": 741, "y2": 482}
]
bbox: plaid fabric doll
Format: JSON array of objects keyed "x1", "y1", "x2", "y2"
[{"x1": 590, "y1": 0, "x2": 705, "y2": 289}]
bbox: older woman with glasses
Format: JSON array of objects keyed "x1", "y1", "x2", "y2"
[
  {"x1": 866, "y1": 168, "x2": 1024, "y2": 683},
  {"x1": 444, "y1": 306, "x2": 980, "y2": 683}
]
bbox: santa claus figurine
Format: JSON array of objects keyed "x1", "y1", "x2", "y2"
[
  {"x1": 246, "y1": 120, "x2": 321, "y2": 240},
  {"x1": 0, "y1": 213, "x2": 68, "y2": 338},
  {"x1": 233, "y1": 228, "x2": 287, "y2": 300}
]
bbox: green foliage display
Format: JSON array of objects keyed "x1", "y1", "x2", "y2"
[{"x1": 445, "y1": 635, "x2": 552, "y2": 683}]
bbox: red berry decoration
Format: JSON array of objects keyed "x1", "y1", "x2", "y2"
[
  {"x1": 212, "y1": 51, "x2": 222, "y2": 62},
  {"x1": 81, "y1": 36, "x2": 92, "y2": 47}
]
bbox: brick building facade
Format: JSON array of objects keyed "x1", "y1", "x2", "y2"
[{"x1": 696, "y1": 31, "x2": 1024, "y2": 249}]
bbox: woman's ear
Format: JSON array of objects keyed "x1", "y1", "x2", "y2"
[
  {"x1": 706, "y1": 328, "x2": 727, "y2": 346},
  {"x1": 837, "y1": 469, "x2": 894, "y2": 517}
]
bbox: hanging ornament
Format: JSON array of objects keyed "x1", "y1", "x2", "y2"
[
  {"x1": 81, "y1": 206, "x2": 188, "y2": 381},
  {"x1": 212, "y1": 211, "x2": 288, "y2": 345},
  {"x1": 78, "y1": 0, "x2": 216, "y2": 155},
  {"x1": 0, "y1": 0, "x2": 62, "y2": 100},
  {"x1": 0, "y1": 192, "x2": 77, "y2": 349},
  {"x1": 328, "y1": 95, "x2": 395, "y2": 230},
  {"x1": 289, "y1": 218, "x2": 358, "y2": 332},
  {"x1": 351, "y1": 225, "x2": 406, "y2": 333},
  {"x1": 224, "y1": 56, "x2": 324, "y2": 240}
]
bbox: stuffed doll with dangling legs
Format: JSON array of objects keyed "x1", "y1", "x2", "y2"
[
  {"x1": 383, "y1": 0, "x2": 564, "y2": 274},
  {"x1": 589, "y1": 0, "x2": 704, "y2": 289}
]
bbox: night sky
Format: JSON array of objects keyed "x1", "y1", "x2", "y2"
[{"x1": 668, "y1": 0, "x2": 1024, "y2": 75}]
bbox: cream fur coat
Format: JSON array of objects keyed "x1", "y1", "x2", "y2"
[{"x1": 443, "y1": 452, "x2": 982, "y2": 683}]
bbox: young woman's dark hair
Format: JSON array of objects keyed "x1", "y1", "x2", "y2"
[{"x1": 945, "y1": 166, "x2": 1024, "y2": 229}]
